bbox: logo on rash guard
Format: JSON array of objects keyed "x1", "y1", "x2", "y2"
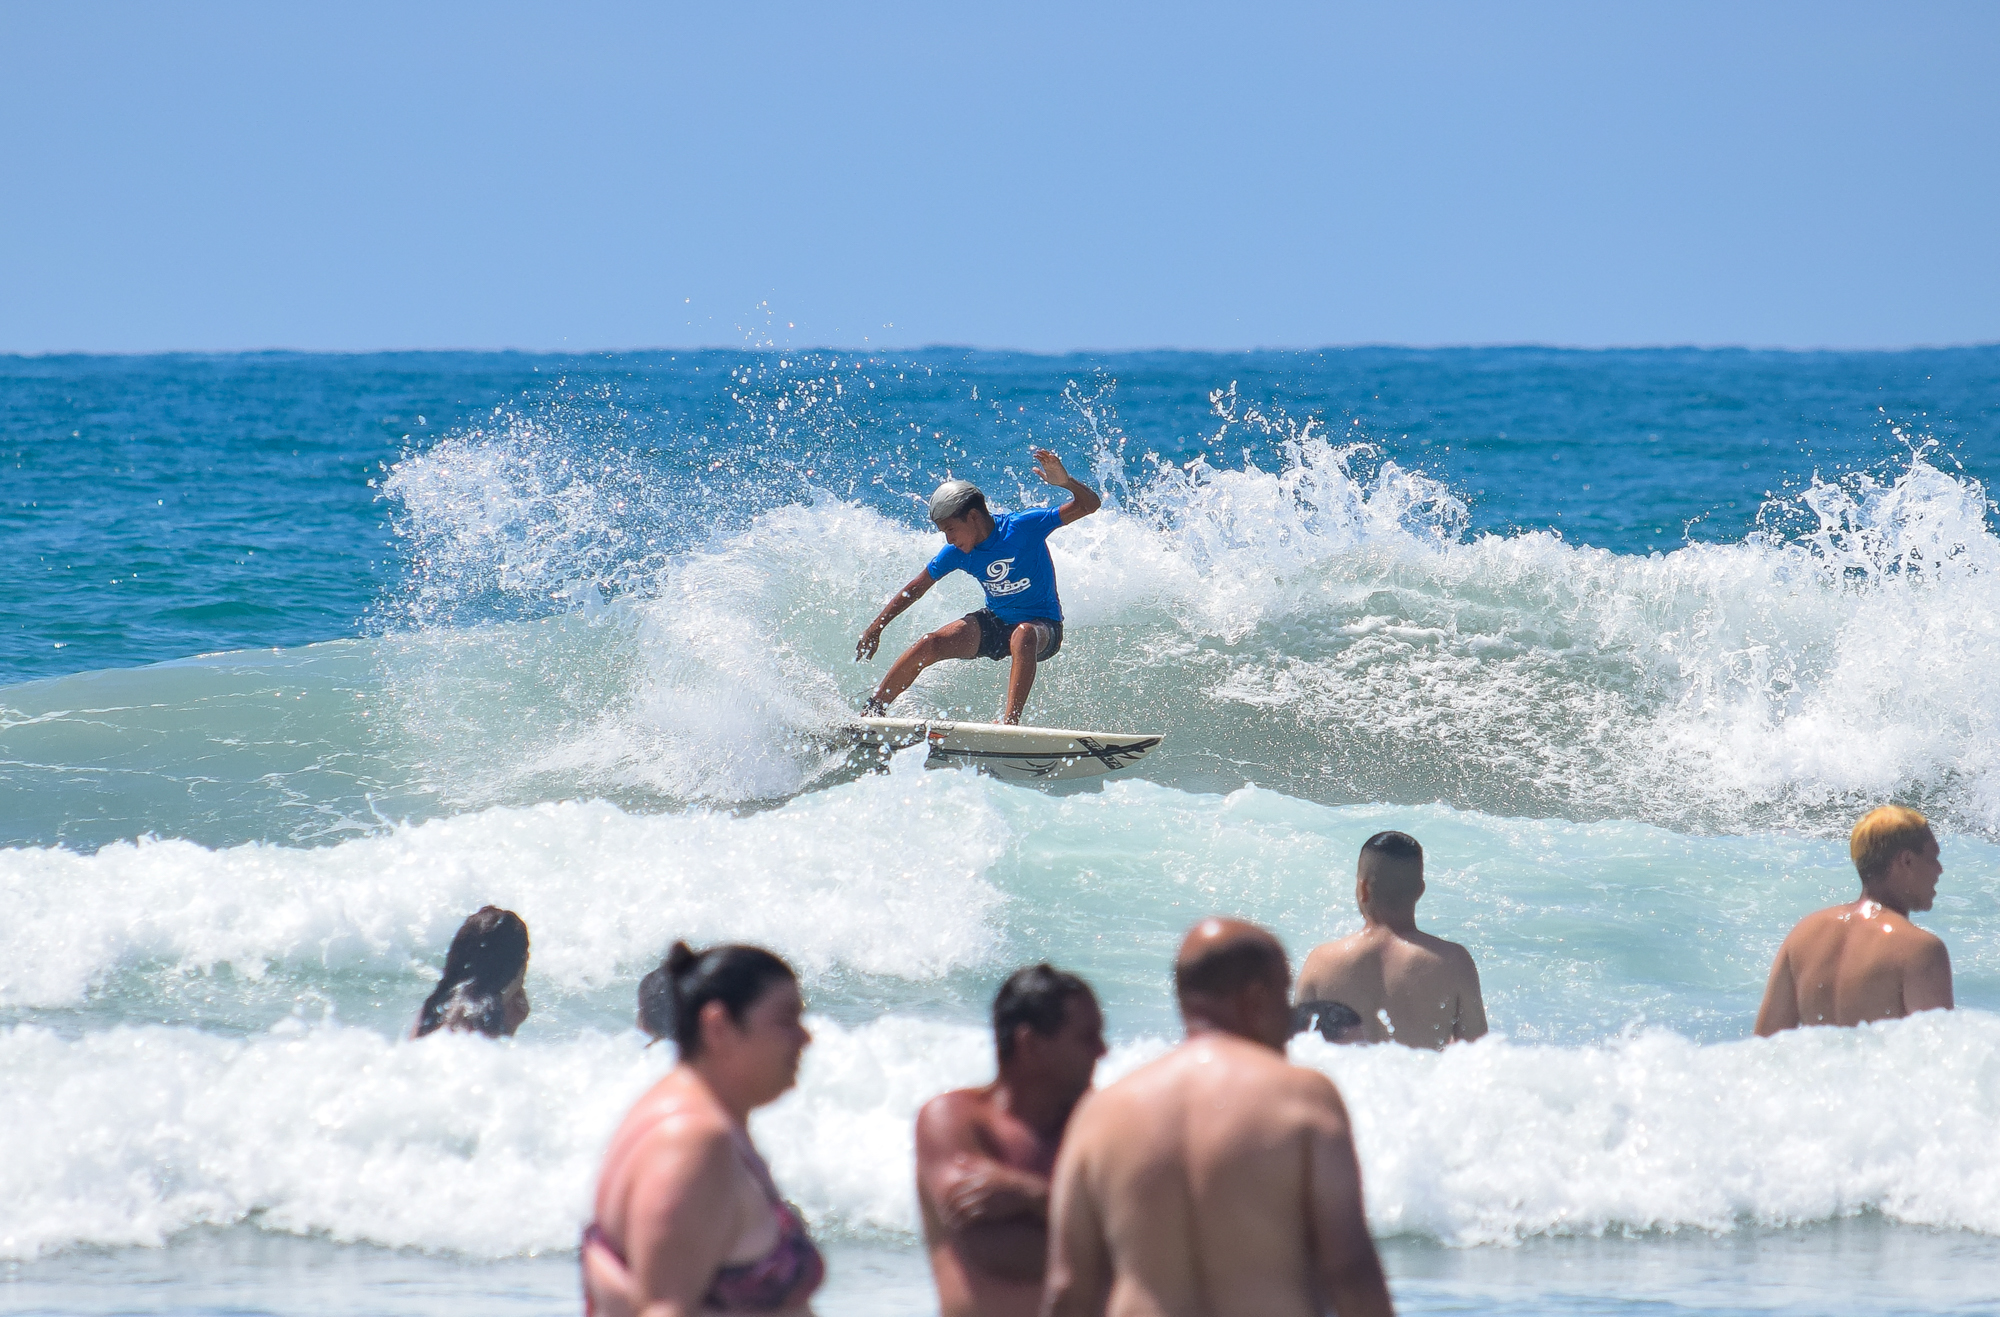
[{"x1": 983, "y1": 558, "x2": 1033, "y2": 596}]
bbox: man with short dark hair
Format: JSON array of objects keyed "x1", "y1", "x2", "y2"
[
  {"x1": 1754, "y1": 804, "x2": 1953, "y2": 1035},
  {"x1": 1295, "y1": 830, "x2": 1488, "y2": 1049},
  {"x1": 1044, "y1": 918, "x2": 1394, "y2": 1317},
  {"x1": 855, "y1": 449, "x2": 1100, "y2": 724},
  {"x1": 915, "y1": 965, "x2": 1106, "y2": 1317}
]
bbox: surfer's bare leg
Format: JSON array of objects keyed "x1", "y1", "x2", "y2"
[
  {"x1": 871, "y1": 618, "x2": 981, "y2": 713},
  {"x1": 1002, "y1": 623, "x2": 1041, "y2": 725}
]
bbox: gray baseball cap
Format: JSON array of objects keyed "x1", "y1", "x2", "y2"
[{"x1": 928, "y1": 479, "x2": 984, "y2": 523}]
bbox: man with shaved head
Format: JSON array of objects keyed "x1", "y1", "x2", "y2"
[
  {"x1": 1043, "y1": 918, "x2": 1394, "y2": 1317},
  {"x1": 1295, "y1": 831, "x2": 1487, "y2": 1049}
]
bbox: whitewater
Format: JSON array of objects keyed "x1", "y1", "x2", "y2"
[{"x1": 3, "y1": 348, "x2": 1997, "y2": 1316}]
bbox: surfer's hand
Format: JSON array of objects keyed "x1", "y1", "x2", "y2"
[
  {"x1": 857, "y1": 625, "x2": 882, "y2": 661},
  {"x1": 1032, "y1": 448, "x2": 1070, "y2": 486}
]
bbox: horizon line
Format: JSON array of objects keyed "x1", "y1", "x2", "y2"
[{"x1": 4, "y1": 339, "x2": 1999, "y2": 361}]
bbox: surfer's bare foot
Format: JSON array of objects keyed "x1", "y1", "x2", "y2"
[{"x1": 862, "y1": 696, "x2": 888, "y2": 717}]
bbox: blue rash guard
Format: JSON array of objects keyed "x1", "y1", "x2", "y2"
[{"x1": 926, "y1": 506, "x2": 1065, "y2": 624}]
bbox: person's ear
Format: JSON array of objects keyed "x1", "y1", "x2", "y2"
[
  {"x1": 698, "y1": 999, "x2": 734, "y2": 1050},
  {"x1": 1881, "y1": 849, "x2": 1910, "y2": 890},
  {"x1": 1011, "y1": 1022, "x2": 1040, "y2": 1064}
]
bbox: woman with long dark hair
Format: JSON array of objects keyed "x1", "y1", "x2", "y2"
[
  {"x1": 412, "y1": 906, "x2": 531, "y2": 1039},
  {"x1": 582, "y1": 942, "x2": 822, "y2": 1316}
]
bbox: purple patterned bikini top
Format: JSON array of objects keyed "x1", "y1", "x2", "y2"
[
  {"x1": 703, "y1": 1130, "x2": 824, "y2": 1312},
  {"x1": 581, "y1": 1128, "x2": 823, "y2": 1315}
]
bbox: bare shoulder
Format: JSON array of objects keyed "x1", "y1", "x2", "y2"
[
  {"x1": 915, "y1": 1087, "x2": 991, "y2": 1146},
  {"x1": 1901, "y1": 919, "x2": 1949, "y2": 955},
  {"x1": 1778, "y1": 904, "x2": 1850, "y2": 945},
  {"x1": 1296, "y1": 941, "x2": 1337, "y2": 978},
  {"x1": 1280, "y1": 1059, "x2": 1345, "y2": 1100},
  {"x1": 637, "y1": 1101, "x2": 734, "y2": 1157},
  {"x1": 918, "y1": 1086, "x2": 988, "y2": 1126},
  {"x1": 1298, "y1": 936, "x2": 1366, "y2": 986},
  {"x1": 1084, "y1": 1038, "x2": 1228, "y2": 1116},
  {"x1": 1415, "y1": 930, "x2": 1479, "y2": 968},
  {"x1": 620, "y1": 1105, "x2": 737, "y2": 1207},
  {"x1": 1276, "y1": 1062, "x2": 1355, "y2": 1132},
  {"x1": 1058, "y1": 1081, "x2": 1130, "y2": 1150}
]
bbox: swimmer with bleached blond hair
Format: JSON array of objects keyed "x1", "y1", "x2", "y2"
[{"x1": 1755, "y1": 804, "x2": 1953, "y2": 1034}]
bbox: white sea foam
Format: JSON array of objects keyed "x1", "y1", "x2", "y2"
[
  {"x1": 0, "y1": 1021, "x2": 643, "y2": 1259},
  {"x1": 0, "y1": 768, "x2": 1008, "y2": 1008},
  {"x1": 5, "y1": 1011, "x2": 1997, "y2": 1260},
  {"x1": 1293, "y1": 1010, "x2": 2000, "y2": 1244},
  {"x1": 5, "y1": 773, "x2": 1994, "y2": 1040}
]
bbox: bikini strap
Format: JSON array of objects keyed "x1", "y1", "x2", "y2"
[{"x1": 725, "y1": 1125, "x2": 784, "y2": 1203}]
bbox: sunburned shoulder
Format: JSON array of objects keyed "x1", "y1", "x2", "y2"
[{"x1": 917, "y1": 1086, "x2": 995, "y2": 1132}]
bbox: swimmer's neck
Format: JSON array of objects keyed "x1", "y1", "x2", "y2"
[
  {"x1": 679, "y1": 1059, "x2": 756, "y2": 1128},
  {"x1": 989, "y1": 1071, "x2": 1081, "y2": 1137},
  {"x1": 1179, "y1": 1014, "x2": 1285, "y2": 1054},
  {"x1": 1853, "y1": 888, "x2": 1912, "y2": 918},
  {"x1": 1358, "y1": 907, "x2": 1420, "y2": 936}
]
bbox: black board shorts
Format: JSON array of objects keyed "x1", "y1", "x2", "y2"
[{"x1": 969, "y1": 609, "x2": 1063, "y2": 663}]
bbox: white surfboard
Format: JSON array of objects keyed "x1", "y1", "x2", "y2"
[{"x1": 850, "y1": 717, "x2": 1163, "y2": 782}]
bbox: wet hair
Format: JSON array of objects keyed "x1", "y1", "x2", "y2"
[
  {"x1": 414, "y1": 906, "x2": 530, "y2": 1039},
  {"x1": 1292, "y1": 999, "x2": 1364, "y2": 1042},
  {"x1": 1174, "y1": 934, "x2": 1287, "y2": 1000},
  {"x1": 637, "y1": 942, "x2": 797, "y2": 1057},
  {"x1": 992, "y1": 964, "x2": 1097, "y2": 1063},
  {"x1": 1851, "y1": 805, "x2": 1933, "y2": 883},
  {"x1": 1359, "y1": 830, "x2": 1425, "y2": 907}
]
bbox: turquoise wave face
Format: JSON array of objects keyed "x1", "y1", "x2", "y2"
[{"x1": 7, "y1": 432, "x2": 2000, "y2": 849}]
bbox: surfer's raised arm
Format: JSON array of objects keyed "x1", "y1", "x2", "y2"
[
  {"x1": 1033, "y1": 448, "x2": 1101, "y2": 524},
  {"x1": 857, "y1": 570, "x2": 937, "y2": 661}
]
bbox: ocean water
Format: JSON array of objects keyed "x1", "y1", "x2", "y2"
[{"x1": 4, "y1": 348, "x2": 1999, "y2": 1316}]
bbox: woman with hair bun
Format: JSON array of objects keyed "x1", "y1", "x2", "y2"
[
  {"x1": 582, "y1": 942, "x2": 823, "y2": 1316},
  {"x1": 411, "y1": 906, "x2": 531, "y2": 1039}
]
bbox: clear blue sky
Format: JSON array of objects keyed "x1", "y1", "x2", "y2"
[{"x1": 2, "y1": 3, "x2": 1995, "y2": 353}]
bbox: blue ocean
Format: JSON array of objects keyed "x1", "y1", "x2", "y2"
[{"x1": 4, "y1": 348, "x2": 1998, "y2": 1316}]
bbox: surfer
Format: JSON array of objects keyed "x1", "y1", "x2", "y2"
[
  {"x1": 856, "y1": 449, "x2": 1100, "y2": 725},
  {"x1": 1294, "y1": 831, "x2": 1488, "y2": 1049},
  {"x1": 1043, "y1": 918, "x2": 1394, "y2": 1317},
  {"x1": 915, "y1": 965, "x2": 1106, "y2": 1317},
  {"x1": 1754, "y1": 805, "x2": 1953, "y2": 1035}
]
